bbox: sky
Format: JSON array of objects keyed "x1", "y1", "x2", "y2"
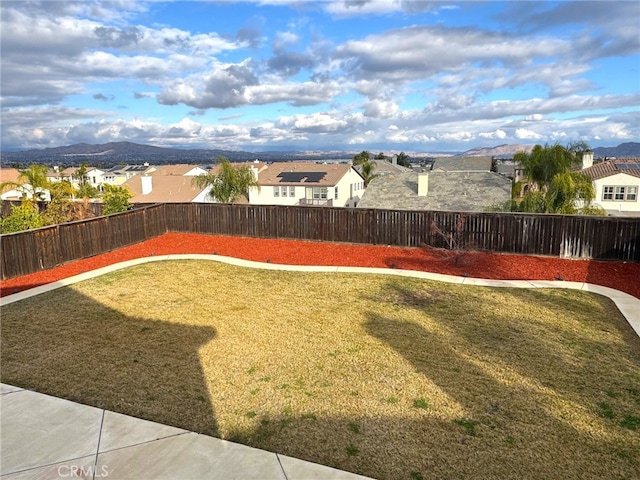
[{"x1": 1, "y1": 0, "x2": 639, "y2": 154}]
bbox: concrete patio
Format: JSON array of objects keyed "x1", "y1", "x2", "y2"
[{"x1": 0, "y1": 383, "x2": 372, "y2": 479}]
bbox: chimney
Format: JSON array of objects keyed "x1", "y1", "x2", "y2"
[
  {"x1": 582, "y1": 150, "x2": 594, "y2": 170},
  {"x1": 418, "y1": 172, "x2": 428, "y2": 196},
  {"x1": 250, "y1": 165, "x2": 259, "y2": 181},
  {"x1": 392, "y1": 155, "x2": 397, "y2": 166},
  {"x1": 141, "y1": 174, "x2": 152, "y2": 195}
]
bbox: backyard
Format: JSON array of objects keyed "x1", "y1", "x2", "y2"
[{"x1": 2, "y1": 259, "x2": 639, "y2": 480}]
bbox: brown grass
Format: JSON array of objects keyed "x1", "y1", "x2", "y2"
[{"x1": 2, "y1": 260, "x2": 639, "y2": 480}]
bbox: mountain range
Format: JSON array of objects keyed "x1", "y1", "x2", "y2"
[{"x1": 1, "y1": 141, "x2": 638, "y2": 168}]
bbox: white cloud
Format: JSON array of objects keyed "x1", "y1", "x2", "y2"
[
  {"x1": 362, "y1": 99, "x2": 399, "y2": 118},
  {"x1": 479, "y1": 129, "x2": 507, "y2": 140},
  {"x1": 1, "y1": 1, "x2": 638, "y2": 152},
  {"x1": 515, "y1": 128, "x2": 543, "y2": 140},
  {"x1": 524, "y1": 114, "x2": 544, "y2": 122}
]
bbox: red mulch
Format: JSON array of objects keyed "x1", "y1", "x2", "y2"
[{"x1": 2, "y1": 232, "x2": 639, "y2": 298}]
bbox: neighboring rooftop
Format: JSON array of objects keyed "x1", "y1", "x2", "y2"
[
  {"x1": 582, "y1": 159, "x2": 640, "y2": 180},
  {"x1": 356, "y1": 159, "x2": 411, "y2": 177},
  {"x1": 433, "y1": 156, "x2": 493, "y2": 172},
  {"x1": 123, "y1": 166, "x2": 209, "y2": 203},
  {"x1": 0, "y1": 168, "x2": 21, "y2": 197},
  {"x1": 258, "y1": 162, "x2": 353, "y2": 186},
  {"x1": 358, "y1": 170, "x2": 511, "y2": 212},
  {"x1": 106, "y1": 164, "x2": 153, "y2": 175}
]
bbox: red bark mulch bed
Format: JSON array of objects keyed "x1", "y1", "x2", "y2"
[{"x1": 2, "y1": 232, "x2": 639, "y2": 299}]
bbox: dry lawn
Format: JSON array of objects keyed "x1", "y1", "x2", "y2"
[{"x1": 2, "y1": 260, "x2": 640, "y2": 480}]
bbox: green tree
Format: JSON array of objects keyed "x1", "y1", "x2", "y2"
[
  {"x1": 353, "y1": 151, "x2": 371, "y2": 166},
  {"x1": 0, "y1": 202, "x2": 45, "y2": 233},
  {"x1": 44, "y1": 181, "x2": 95, "y2": 224},
  {"x1": 73, "y1": 162, "x2": 100, "y2": 198},
  {"x1": 192, "y1": 156, "x2": 259, "y2": 203},
  {"x1": 396, "y1": 152, "x2": 411, "y2": 168},
  {"x1": 514, "y1": 143, "x2": 578, "y2": 192},
  {"x1": 102, "y1": 184, "x2": 133, "y2": 215},
  {"x1": 375, "y1": 152, "x2": 386, "y2": 160},
  {"x1": 0, "y1": 164, "x2": 51, "y2": 203},
  {"x1": 513, "y1": 143, "x2": 603, "y2": 215},
  {"x1": 360, "y1": 161, "x2": 380, "y2": 187}
]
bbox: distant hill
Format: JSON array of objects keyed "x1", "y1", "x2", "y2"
[
  {"x1": 0, "y1": 141, "x2": 357, "y2": 168},
  {"x1": 2, "y1": 141, "x2": 638, "y2": 168},
  {"x1": 462, "y1": 142, "x2": 640, "y2": 159},
  {"x1": 460, "y1": 144, "x2": 534, "y2": 157},
  {"x1": 0, "y1": 141, "x2": 445, "y2": 168},
  {"x1": 593, "y1": 142, "x2": 640, "y2": 158},
  {"x1": 0, "y1": 142, "x2": 257, "y2": 167}
]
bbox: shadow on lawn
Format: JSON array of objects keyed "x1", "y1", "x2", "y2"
[
  {"x1": 357, "y1": 279, "x2": 640, "y2": 479},
  {"x1": 0, "y1": 287, "x2": 218, "y2": 437}
]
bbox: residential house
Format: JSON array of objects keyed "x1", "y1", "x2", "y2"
[
  {"x1": 103, "y1": 164, "x2": 154, "y2": 186},
  {"x1": 122, "y1": 165, "x2": 211, "y2": 204},
  {"x1": 47, "y1": 166, "x2": 107, "y2": 191},
  {"x1": 0, "y1": 167, "x2": 51, "y2": 201},
  {"x1": 581, "y1": 158, "x2": 640, "y2": 216},
  {"x1": 357, "y1": 170, "x2": 511, "y2": 212},
  {"x1": 0, "y1": 168, "x2": 23, "y2": 201},
  {"x1": 249, "y1": 162, "x2": 365, "y2": 207}
]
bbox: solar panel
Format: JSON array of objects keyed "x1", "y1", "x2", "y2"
[
  {"x1": 277, "y1": 172, "x2": 327, "y2": 183},
  {"x1": 615, "y1": 163, "x2": 640, "y2": 170}
]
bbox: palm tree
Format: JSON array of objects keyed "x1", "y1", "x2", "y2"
[
  {"x1": 73, "y1": 162, "x2": 99, "y2": 198},
  {"x1": 0, "y1": 164, "x2": 51, "y2": 203},
  {"x1": 192, "y1": 156, "x2": 259, "y2": 203},
  {"x1": 514, "y1": 143, "x2": 578, "y2": 192},
  {"x1": 360, "y1": 161, "x2": 379, "y2": 187},
  {"x1": 353, "y1": 151, "x2": 371, "y2": 166},
  {"x1": 513, "y1": 143, "x2": 603, "y2": 215}
]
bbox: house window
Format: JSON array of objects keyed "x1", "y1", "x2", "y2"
[
  {"x1": 312, "y1": 187, "x2": 328, "y2": 200},
  {"x1": 603, "y1": 185, "x2": 638, "y2": 201},
  {"x1": 335, "y1": 187, "x2": 338, "y2": 200},
  {"x1": 281, "y1": 186, "x2": 287, "y2": 197},
  {"x1": 289, "y1": 186, "x2": 295, "y2": 197},
  {"x1": 274, "y1": 186, "x2": 279, "y2": 197}
]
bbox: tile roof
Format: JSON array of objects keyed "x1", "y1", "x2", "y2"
[
  {"x1": 0, "y1": 168, "x2": 20, "y2": 184},
  {"x1": 207, "y1": 161, "x2": 268, "y2": 175},
  {"x1": 356, "y1": 160, "x2": 411, "y2": 176},
  {"x1": 258, "y1": 162, "x2": 353, "y2": 186},
  {"x1": 106, "y1": 165, "x2": 152, "y2": 175},
  {"x1": 124, "y1": 175, "x2": 206, "y2": 203},
  {"x1": 358, "y1": 170, "x2": 511, "y2": 212},
  {"x1": 432, "y1": 156, "x2": 493, "y2": 172},
  {"x1": 0, "y1": 168, "x2": 21, "y2": 195},
  {"x1": 582, "y1": 159, "x2": 640, "y2": 180}
]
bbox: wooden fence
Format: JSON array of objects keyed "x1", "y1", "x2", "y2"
[
  {"x1": 1, "y1": 203, "x2": 639, "y2": 280},
  {"x1": 1, "y1": 204, "x2": 166, "y2": 279}
]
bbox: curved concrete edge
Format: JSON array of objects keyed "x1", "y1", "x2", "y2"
[{"x1": 2, "y1": 254, "x2": 639, "y2": 338}]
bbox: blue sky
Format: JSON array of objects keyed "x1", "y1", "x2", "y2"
[{"x1": 1, "y1": 0, "x2": 639, "y2": 153}]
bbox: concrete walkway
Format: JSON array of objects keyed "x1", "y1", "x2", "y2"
[
  {"x1": 2, "y1": 255, "x2": 639, "y2": 479},
  {"x1": 0, "y1": 384, "x2": 372, "y2": 479}
]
